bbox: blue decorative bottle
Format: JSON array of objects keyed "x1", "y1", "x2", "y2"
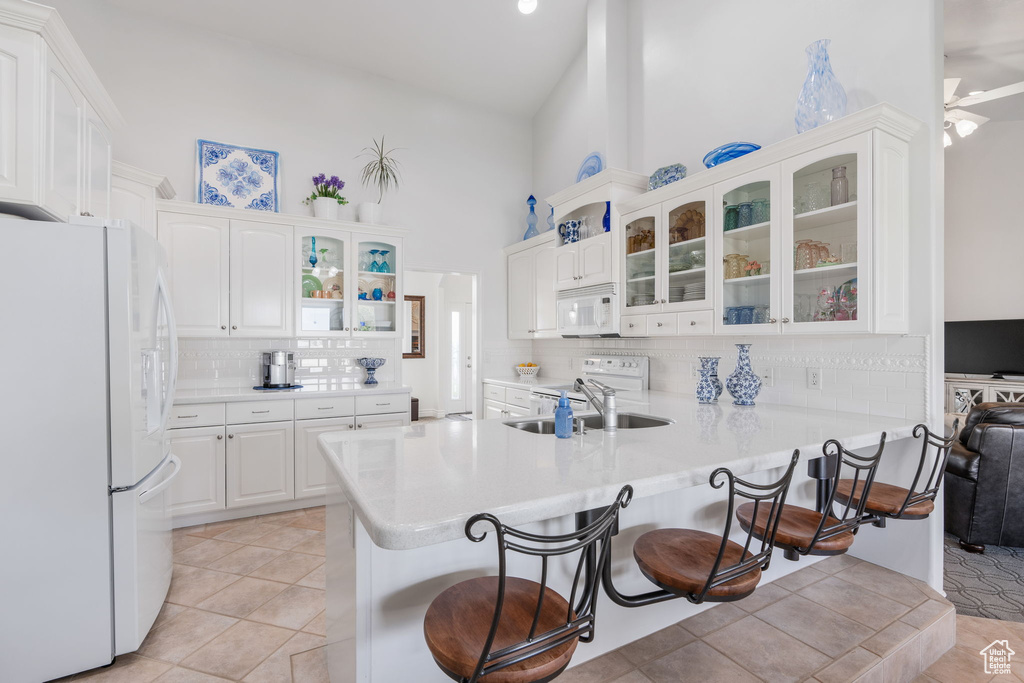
[
  {"x1": 602, "y1": 201, "x2": 611, "y2": 232},
  {"x1": 795, "y1": 39, "x2": 847, "y2": 134},
  {"x1": 696, "y1": 357, "x2": 723, "y2": 404},
  {"x1": 309, "y1": 236, "x2": 318, "y2": 268},
  {"x1": 554, "y1": 391, "x2": 574, "y2": 438},
  {"x1": 524, "y1": 195, "x2": 539, "y2": 240},
  {"x1": 547, "y1": 206, "x2": 556, "y2": 233},
  {"x1": 726, "y1": 344, "x2": 762, "y2": 406}
]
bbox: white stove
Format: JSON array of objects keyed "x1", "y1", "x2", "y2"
[{"x1": 529, "y1": 355, "x2": 649, "y2": 415}]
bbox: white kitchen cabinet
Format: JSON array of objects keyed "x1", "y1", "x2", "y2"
[
  {"x1": 167, "y1": 426, "x2": 225, "y2": 515},
  {"x1": 355, "y1": 413, "x2": 411, "y2": 430},
  {"x1": 554, "y1": 232, "x2": 614, "y2": 289},
  {"x1": 0, "y1": 6, "x2": 122, "y2": 220},
  {"x1": 226, "y1": 421, "x2": 295, "y2": 509},
  {"x1": 158, "y1": 213, "x2": 231, "y2": 336},
  {"x1": 482, "y1": 382, "x2": 534, "y2": 419},
  {"x1": 506, "y1": 232, "x2": 557, "y2": 339},
  {"x1": 230, "y1": 220, "x2": 293, "y2": 336},
  {"x1": 295, "y1": 416, "x2": 354, "y2": 500},
  {"x1": 483, "y1": 399, "x2": 506, "y2": 420},
  {"x1": 110, "y1": 162, "x2": 175, "y2": 238},
  {"x1": 506, "y1": 404, "x2": 531, "y2": 418}
]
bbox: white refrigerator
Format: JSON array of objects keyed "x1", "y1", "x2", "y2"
[{"x1": 0, "y1": 217, "x2": 180, "y2": 682}]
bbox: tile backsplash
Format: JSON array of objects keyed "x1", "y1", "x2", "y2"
[
  {"x1": 177, "y1": 337, "x2": 398, "y2": 384},
  {"x1": 531, "y1": 335, "x2": 929, "y2": 421}
]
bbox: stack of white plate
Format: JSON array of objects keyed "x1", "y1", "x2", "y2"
[{"x1": 682, "y1": 283, "x2": 705, "y2": 301}]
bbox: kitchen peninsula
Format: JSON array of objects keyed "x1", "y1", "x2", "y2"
[{"x1": 318, "y1": 395, "x2": 935, "y2": 682}]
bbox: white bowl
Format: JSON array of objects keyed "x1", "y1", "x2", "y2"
[{"x1": 516, "y1": 366, "x2": 540, "y2": 377}]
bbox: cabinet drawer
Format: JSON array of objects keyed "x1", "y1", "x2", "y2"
[
  {"x1": 483, "y1": 383, "x2": 506, "y2": 402},
  {"x1": 168, "y1": 403, "x2": 225, "y2": 429},
  {"x1": 294, "y1": 396, "x2": 356, "y2": 420},
  {"x1": 621, "y1": 316, "x2": 647, "y2": 337},
  {"x1": 505, "y1": 387, "x2": 532, "y2": 409},
  {"x1": 648, "y1": 313, "x2": 677, "y2": 336},
  {"x1": 355, "y1": 393, "x2": 410, "y2": 416},
  {"x1": 225, "y1": 399, "x2": 294, "y2": 424},
  {"x1": 678, "y1": 310, "x2": 714, "y2": 335}
]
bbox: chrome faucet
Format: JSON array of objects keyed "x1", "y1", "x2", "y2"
[{"x1": 574, "y1": 378, "x2": 618, "y2": 433}]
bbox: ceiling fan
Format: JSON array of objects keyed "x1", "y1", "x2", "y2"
[{"x1": 943, "y1": 77, "x2": 1024, "y2": 147}]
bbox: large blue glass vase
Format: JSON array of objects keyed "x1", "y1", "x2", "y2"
[
  {"x1": 523, "y1": 195, "x2": 539, "y2": 240},
  {"x1": 795, "y1": 39, "x2": 847, "y2": 134}
]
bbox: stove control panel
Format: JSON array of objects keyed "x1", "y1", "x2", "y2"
[{"x1": 581, "y1": 355, "x2": 650, "y2": 380}]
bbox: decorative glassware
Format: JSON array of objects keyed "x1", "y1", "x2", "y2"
[
  {"x1": 724, "y1": 205, "x2": 739, "y2": 231},
  {"x1": 547, "y1": 206, "x2": 556, "y2": 233},
  {"x1": 359, "y1": 250, "x2": 371, "y2": 271},
  {"x1": 831, "y1": 166, "x2": 849, "y2": 205},
  {"x1": 689, "y1": 249, "x2": 706, "y2": 267},
  {"x1": 603, "y1": 201, "x2": 611, "y2": 232},
  {"x1": 368, "y1": 249, "x2": 380, "y2": 272},
  {"x1": 378, "y1": 250, "x2": 390, "y2": 273},
  {"x1": 696, "y1": 357, "x2": 723, "y2": 404},
  {"x1": 356, "y1": 357, "x2": 386, "y2": 385},
  {"x1": 795, "y1": 39, "x2": 848, "y2": 134},
  {"x1": 752, "y1": 198, "x2": 770, "y2": 224},
  {"x1": 523, "y1": 195, "x2": 539, "y2": 240},
  {"x1": 814, "y1": 287, "x2": 836, "y2": 321},
  {"x1": 805, "y1": 181, "x2": 829, "y2": 211},
  {"x1": 841, "y1": 243, "x2": 857, "y2": 264},
  {"x1": 738, "y1": 202, "x2": 753, "y2": 228},
  {"x1": 726, "y1": 343, "x2": 762, "y2": 406},
  {"x1": 309, "y1": 236, "x2": 318, "y2": 268},
  {"x1": 703, "y1": 143, "x2": 761, "y2": 168}
]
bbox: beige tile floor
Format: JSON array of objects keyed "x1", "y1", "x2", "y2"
[
  {"x1": 58, "y1": 510, "x2": 1024, "y2": 683},
  {"x1": 58, "y1": 507, "x2": 329, "y2": 683}
]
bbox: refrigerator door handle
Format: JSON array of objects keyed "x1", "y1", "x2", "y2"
[
  {"x1": 137, "y1": 454, "x2": 181, "y2": 505},
  {"x1": 156, "y1": 268, "x2": 179, "y2": 434}
]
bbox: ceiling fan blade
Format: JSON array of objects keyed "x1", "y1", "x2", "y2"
[
  {"x1": 945, "y1": 108, "x2": 990, "y2": 126},
  {"x1": 944, "y1": 77, "x2": 961, "y2": 104},
  {"x1": 953, "y1": 80, "x2": 1024, "y2": 107}
]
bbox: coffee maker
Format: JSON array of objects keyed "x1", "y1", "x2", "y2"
[{"x1": 261, "y1": 351, "x2": 296, "y2": 388}]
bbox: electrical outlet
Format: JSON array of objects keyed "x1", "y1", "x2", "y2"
[
  {"x1": 690, "y1": 363, "x2": 700, "y2": 379},
  {"x1": 807, "y1": 367, "x2": 822, "y2": 389},
  {"x1": 759, "y1": 368, "x2": 774, "y2": 388}
]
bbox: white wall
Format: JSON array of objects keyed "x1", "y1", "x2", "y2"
[
  {"x1": 49, "y1": 0, "x2": 531, "y2": 383},
  {"x1": 532, "y1": 50, "x2": 589, "y2": 204},
  {"x1": 401, "y1": 271, "x2": 443, "y2": 416},
  {"x1": 945, "y1": 120, "x2": 1024, "y2": 321}
]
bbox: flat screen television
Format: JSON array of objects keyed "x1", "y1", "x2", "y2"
[{"x1": 945, "y1": 320, "x2": 1024, "y2": 378}]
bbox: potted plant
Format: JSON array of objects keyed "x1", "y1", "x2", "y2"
[
  {"x1": 357, "y1": 136, "x2": 400, "y2": 224},
  {"x1": 303, "y1": 174, "x2": 348, "y2": 220}
]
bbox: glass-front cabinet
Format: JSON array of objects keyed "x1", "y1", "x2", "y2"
[
  {"x1": 294, "y1": 226, "x2": 401, "y2": 337},
  {"x1": 621, "y1": 188, "x2": 714, "y2": 316},
  {"x1": 714, "y1": 167, "x2": 782, "y2": 334},
  {"x1": 781, "y1": 135, "x2": 871, "y2": 333}
]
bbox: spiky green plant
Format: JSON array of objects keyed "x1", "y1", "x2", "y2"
[{"x1": 358, "y1": 136, "x2": 401, "y2": 204}]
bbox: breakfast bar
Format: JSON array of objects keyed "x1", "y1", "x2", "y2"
[{"x1": 318, "y1": 396, "x2": 938, "y2": 682}]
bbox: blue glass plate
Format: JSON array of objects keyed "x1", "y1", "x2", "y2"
[
  {"x1": 648, "y1": 163, "x2": 687, "y2": 190},
  {"x1": 576, "y1": 152, "x2": 605, "y2": 182},
  {"x1": 702, "y1": 142, "x2": 761, "y2": 169}
]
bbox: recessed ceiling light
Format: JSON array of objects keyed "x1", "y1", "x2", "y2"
[{"x1": 518, "y1": 0, "x2": 537, "y2": 14}]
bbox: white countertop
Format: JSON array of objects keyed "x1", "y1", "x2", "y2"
[
  {"x1": 173, "y1": 379, "x2": 410, "y2": 404},
  {"x1": 482, "y1": 375, "x2": 578, "y2": 390},
  {"x1": 318, "y1": 392, "x2": 920, "y2": 551}
]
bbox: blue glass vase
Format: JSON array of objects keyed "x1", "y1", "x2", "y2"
[
  {"x1": 547, "y1": 206, "x2": 556, "y2": 233},
  {"x1": 309, "y1": 236, "x2": 317, "y2": 268},
  {"x1": 696, "y1": 356, "x2": 723, "y2": 404},
  {"x1": 602, "y1": 201, "x2": 611, "y2": 232},
  {"x1": 524, "y1": 195, "x2": 539, "y2": 240},
  {"x1": 795, "y1": 39, "x2": 847, "y2": 134},
  {"x1": 726, "y1": 344, "x2": 762, "y2": 406}
]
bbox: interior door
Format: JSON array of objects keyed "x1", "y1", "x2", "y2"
[{"x1": 444, "y1": 301, "x2": 472, "y2": 414}]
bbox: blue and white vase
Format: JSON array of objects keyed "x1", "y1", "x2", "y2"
[
  {"x1": 726, "y1": 344, "x2": 762, "y2": 406},
  {"x1": 524, "y1": 195, "x2": 539, "y2": 240},
  {"x1": 794, "y1": 39, "x2": 847, "y2": 134},
  {"x1": 696, "y1": 356, "x2": 723, "y2": 404}
]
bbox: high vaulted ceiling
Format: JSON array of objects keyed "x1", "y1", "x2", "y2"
[
  {"x1": 104, "y1": 0, "x2": 589, "y2": 118},
  {"x1": 945, "y1": 0, "x2": 1024, "y2": 121}
]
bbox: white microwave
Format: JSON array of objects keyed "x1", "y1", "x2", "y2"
[{"x1": 556, "y1": 283, "x2": 619, "y2": 337}]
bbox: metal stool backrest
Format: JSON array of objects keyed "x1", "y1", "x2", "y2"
[
  {"x1": 890, "y1": 419, "x2": 960, "y2": 518},
  {"x1": 463, "y1": 485, "x2": 633, "y2": 683},
  {"x1": 696, "y1": 451, "x2": 800, "y2": 603},
  {"x1": 809, "y1": 433, "x2": 888, "y2": 550}
]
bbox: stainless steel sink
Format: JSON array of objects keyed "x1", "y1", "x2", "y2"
[{"x1": 505, "y1": 413, "x2": 674, "y2": 434}]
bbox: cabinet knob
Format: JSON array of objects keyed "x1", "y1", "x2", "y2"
[
  {"x1": 769, "y1": 318, "x2": 777, "y2": 324},
  {"x1": 690, "y1": 320, "x2": 697, "y2": 326},
  {"x1": 217, "y1": 434, "x2": 223, "y2": 440},
  {"x1": 656, "y1": 322, "x2": 663, "y2": 327},
  {"x1": 80, "y1": 212, "x2": 93, "y2": 217},
  {"x1": 344, "y1": 327, "x2": 350, "y2": 331},
  {"x1": 782, "y1": 317, "x2": 790, "y2": 323},
  {"x1": 629, "y1": 323, "x2": 634, "y2": 328},
  {"x1": 231, "y1": 325, "x2": 237, "y2": 330},
  {"x1": 227, "y1": 434, "x2": 234, "y2": 439},
  {"x1": 221, "y1": 325, "x2": 227, "y2": 330},
  {"x1": 358, "y1": 424, "x2": 363, "y2": 429}
]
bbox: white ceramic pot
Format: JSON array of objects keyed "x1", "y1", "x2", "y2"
[
  {"x1": 357, "y1": 201, "x2": 383, "y2": 224},
  {"x1": 313, "y1": 197, "x2": 339, "y2": 220}
]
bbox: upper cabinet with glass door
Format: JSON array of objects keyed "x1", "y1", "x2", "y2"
[
  {"x1": 354, "y1": 236, "x2": 401, "y2": 336},
  {"x1": 297, "y1": 228, "x2": 347, "y2": 335},
  {"x1": 714, "y1": 167, "x2": 781, "y2": 334},
  {"x1": 781, "y1": 135, "x2": 871, "y2": 333}
]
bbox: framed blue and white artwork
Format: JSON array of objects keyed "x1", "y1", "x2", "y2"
[{"x1": 196, "y1": 139, "x2": 279, "y2": 211}]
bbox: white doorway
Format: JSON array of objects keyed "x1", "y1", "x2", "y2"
[{"x1": 401, "y1": 270, "x2": 477, "y2": 419}]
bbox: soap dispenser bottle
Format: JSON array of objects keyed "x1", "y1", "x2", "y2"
[{"x1": 554, "y1": 391, "x2": 574, "y2": 439}]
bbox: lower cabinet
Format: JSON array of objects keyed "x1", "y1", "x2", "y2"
[
  {"x1": 483, "y1": 399, "x2": 505, "y2": 420},
  {"x1": 167, "y1": 426, "x2": 226, "y2": 515},
  {"x1": 356, "y1": 413, "x2": 410, "y2": 429},
  {"x1": 482, "y1": 383, "x2": 533, "y2": 418},
  {"x1": 295, "y1": 416, "x2": 355, "y2": 500},
  {"x1": 226, "y1": 421, "x2": 294, "y2": 509}
]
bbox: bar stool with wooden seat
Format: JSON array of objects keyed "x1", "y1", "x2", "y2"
[
  {"x1": 423, "y1": 485, "x2": 632, "y2": 683},
  {"x1": 632, "y1": 452, "x2": 799, "y2": 604},
  {"x1": 834, "y1": 421, "x2": 959, "y2": 525},
  {"x1": 737, "y1": 434, "x2": 886, "y2": 561}
]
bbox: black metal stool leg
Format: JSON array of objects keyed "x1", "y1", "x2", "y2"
[{"x1": 807, "y1": 453, "x2": 837, "y2": 513}]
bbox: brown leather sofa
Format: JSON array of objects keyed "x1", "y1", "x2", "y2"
[{"x1": 945, "y1": 402, "x2": 1024, "y2": 552}]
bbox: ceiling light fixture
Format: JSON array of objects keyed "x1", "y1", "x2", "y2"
[
  {"x1": 518, "y1": 0, "x2": 537, "y2": 14},
  {"x1": 942, "y1": 107, "x2": 989, "y2": 147},
  {"x1": 954, "y1": 119, "x2": 979, "y2": 138}
]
